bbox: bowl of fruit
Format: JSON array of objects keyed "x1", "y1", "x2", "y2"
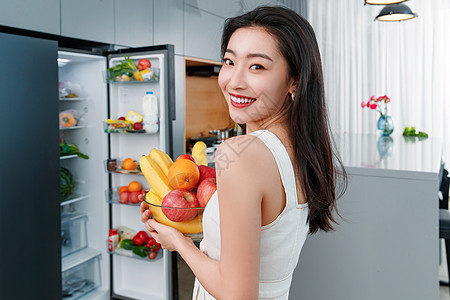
[{"x1": 140, "y1": 145, "x2": 217, "y2": 240}]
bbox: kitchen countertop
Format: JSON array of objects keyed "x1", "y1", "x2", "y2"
[{"x1": 334, "y1": 133, "x2": 443, "y2": 180}]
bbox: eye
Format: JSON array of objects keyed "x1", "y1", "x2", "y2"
[
  {"x1": 250, "y1": 64, "x2": 264, "y2": 70},
  {"x1": 223, "y1": 58, "x2": 234, "y2": 66}
]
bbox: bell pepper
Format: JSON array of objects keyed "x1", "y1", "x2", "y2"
[
  {"x1": 145, "y1": 237, "x2": 161, "y2": 252},
  {"x1": 120, "y1": 239, "x2": 135, "y2": 250},
  {"x1": 133, "y1": 230, "x2": 149, "y2": 246},
  {"x1": 132, "y1": 245, "x2": 150, "y2": 257},
  {"x1": 133, "y1": 70, "x2": 144, "y2": 81}
]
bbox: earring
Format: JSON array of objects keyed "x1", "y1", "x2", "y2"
[{"x1": 291, "y1": 91, "x2": 296, "y2": 102}]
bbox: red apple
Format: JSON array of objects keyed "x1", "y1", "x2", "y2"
[
  {"x1": 176, "y1": 154, "x2": 195, "y2": 163},
  {"x1": 119, "y1": 191, "x2": 130, "y2": 204},
  {"x1": 161, "y1": 189, "x2": 199, "y2": 222},
  {"x1": 128, "y1": 191, "x2": 141, "y2": 204},
  {"x1": 197, "y1": 178, "x2": 217, "y2": 207},
  {"x1": 118, "y1": 116, "x2": 126, "y2": 120},
  {"x1": 198, "y1": 165, "x2": 216, "y2": 184}
]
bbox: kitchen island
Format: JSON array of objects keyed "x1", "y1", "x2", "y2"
[{"x1": 290, "y1": 133, "x2": 442, "y2": 300}]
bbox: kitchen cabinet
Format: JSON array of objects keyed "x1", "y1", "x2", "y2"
[
  {"x1": 184, "y1": 0, "x2": 242, "y2": 18},
  {"x1": 183, "y1": 5, "x2": 223, "y2": 62},
  {"x1": 0, "y1": 0, "x2": 60, "y2": 34},
  {"x1": 154, "y1": 0, "x2": 184, "y2": 55},
  {"x1": 183, "y1": 57, "x2": 233, "y2": 153},
  {"x1": 114, "y1": 0, "x2": 154, "y2": 47},
  {"x1": 61, "y1": 0, "x2": 114, "y2": 44}
]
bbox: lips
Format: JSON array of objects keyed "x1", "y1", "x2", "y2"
[{"x1": 230, "y1": 94, "x2": 257, "y2": 108}]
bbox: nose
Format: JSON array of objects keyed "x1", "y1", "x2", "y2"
[{"x1": 227, "y1": 64, "x2": 248, "y2": 90}]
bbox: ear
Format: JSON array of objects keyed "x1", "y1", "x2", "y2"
[{"x1": 288, "y1": 79, "x2": 299, "y2": 94}]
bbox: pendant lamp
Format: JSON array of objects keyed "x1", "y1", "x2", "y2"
[
  {"x1": 375, "y1": 3, "x2": 417, "y2": 21},
  {"x1": 365, "y1": 0, "x2": 407, "y2": 5}
]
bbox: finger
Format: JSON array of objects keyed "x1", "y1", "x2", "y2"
[
  {"x1": 144, "y1": 220, "x2": 156, "y2": 233},
  {"x1": 141, "y1": 209, "x2": 151, "y2": 223},
  {"x1": 140, "y1": 201, "x2": 147, "y2": 213}
]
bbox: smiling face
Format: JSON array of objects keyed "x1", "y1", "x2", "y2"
[{"x1": 218, "y1": 26, "x2": 296, "y2": 130}]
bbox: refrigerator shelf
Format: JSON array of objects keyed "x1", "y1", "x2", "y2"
[
  {"x1": 109, "y1": 247, "x2": 163, "y2": 262},
  {"x1": 61, "y1": 194, "x2": 89, "y2": 206},
  {"x1": 60, "y1": 125, "x2": 87, "y2": 130},
  {"x1": 60, "y1": 154, "x2": 78, "y2": 160},
  {"x1": 59, "y1": 98, "x2": 86, "y2": 101}
]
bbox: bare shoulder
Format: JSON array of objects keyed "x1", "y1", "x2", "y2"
[{"x1": 214, "y1": 134, "x2": 274, "y2": 178}]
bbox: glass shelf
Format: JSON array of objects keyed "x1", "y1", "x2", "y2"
[
  {"x1": 61, "y1": 194, "x2": 89, "y2": 206},
  {"x1": 59, "y1": 98, "x2": 86, "y2": 101},
  {"x1": 60, "y1": 154, "x2": 78, "y2": 160},
  {"x1": 60, "y1": 125, "x2": 87, "y2": 130},
  {"x1": 109, "y1": 247, "x2": 163, "y2": 262}
]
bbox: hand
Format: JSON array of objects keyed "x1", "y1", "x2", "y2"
[
  {"x1": 139, "y1": 195, "x2": 190, "y2": 252},
  {"x1": 140, "y1": 196, "x2": 151, "y2": 223}
]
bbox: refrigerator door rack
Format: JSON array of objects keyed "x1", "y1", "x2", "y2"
[
  {"x1": 103, "y1": 67, "x2": 160, "y2": 84},
  {"x1": 104, "y1": 158, "x2": 143, "y2": 175},
  {"x1": 105, "y1": 187, "x2": 144, "y2": 206},
  {"x1": 108, "y1": 245, "x2": 163, "y2": 262},
  {"x1": 60, "y1": 125, "x2": 87, "y2": 130},
  {"x1": 60, "y1": 154, "x2": 79, "y2": 160}
]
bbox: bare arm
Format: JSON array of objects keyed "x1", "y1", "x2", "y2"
[{"x1": 142, "y1": 136, "x2": 265, "y2": 299}]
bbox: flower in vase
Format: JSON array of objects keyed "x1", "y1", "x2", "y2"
[{"x1": 361, "y1": 95, "x2": 391, "y2": 118}]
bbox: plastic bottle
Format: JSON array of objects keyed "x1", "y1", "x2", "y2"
[
  {"x1": 108, "y1": 228, "x2": 119, "y2": 252},
  {"x1": 142, "y1": 91, "x2": 159, "y2": 133}
]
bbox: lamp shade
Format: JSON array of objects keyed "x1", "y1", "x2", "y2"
[
  {"x1": 375, "y1": 3, "x2": 418, "y2": 21},
  {"x1": 365, "y1": 0, "x2": 407, "y2": 5}
]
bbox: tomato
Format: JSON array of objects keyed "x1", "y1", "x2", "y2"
[
  {"x1": 133, "y1": 122, "x2": 143, "y2": 130},
  {"x1": 137, "y1": 59, "x2": 151, "y2": 70},
  {"x1": 148, "y1": 251, "x2": 158, "y2": 260},
  {"x1": 118, "y1": 117, "x2": 126, "y2": 120}
]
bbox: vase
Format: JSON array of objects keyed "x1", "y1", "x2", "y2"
[
  {"x1": 377, "y1": 115, "x2": 394, "y2": 136},
  {"x1": 377, "y1": 136, "x2": 394, "y2": 157}
]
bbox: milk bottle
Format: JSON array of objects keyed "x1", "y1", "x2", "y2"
[{"x1": 142, "y1": 91, "x2": 159, "y2": 133}]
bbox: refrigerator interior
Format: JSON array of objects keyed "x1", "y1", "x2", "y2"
[
  {"x1": 108, "y1": 53, "x2": 171, "y2": 300},
  {"x1": 58, "y1": 50, "x2": 110, "y2": 299}
]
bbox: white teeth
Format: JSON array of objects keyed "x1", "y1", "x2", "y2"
[{"x1": 230, "y1": 95, "x2": 256, "y2": 104}]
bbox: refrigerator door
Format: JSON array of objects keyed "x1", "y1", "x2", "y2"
[
  {"x1": 106, "y1": 45, "x2": 175, "y2": 300},
  {"x1": 0, "y1": 33, "x2": 61, "y2": 299}
]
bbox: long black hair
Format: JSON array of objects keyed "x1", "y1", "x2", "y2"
[{"x1": 221, "y1": 6, "x2": 347, "y2": 234}]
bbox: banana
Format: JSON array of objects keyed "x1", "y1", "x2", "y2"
[
  {"x1": 192, "y1": 141, "x2": 208, "y2": 166},
  {"x1": 158, "y1": 149, "x2": 174, "y2": 165},
  {"x1": 145, "y1": 190, "x2": 203, "y2": 234},
  {"x1": 149, "y1": 148, "x2": 172, "y2": 177},
  {"x1": 139, "y1": 155, "x2": 172, "y2": 199}
]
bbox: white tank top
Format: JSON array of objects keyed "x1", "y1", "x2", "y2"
[{"x1": 193, "y1": 129, "x2": 309, "y2": 300}]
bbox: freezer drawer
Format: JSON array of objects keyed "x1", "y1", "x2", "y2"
[
  {"x1": 62, "y1": 248, "x2": 102, "y2": 299},
  {"x1": 61, "y1": 212, "x2": 88, "y2": 257}
]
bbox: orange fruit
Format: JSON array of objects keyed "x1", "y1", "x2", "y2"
[
  {"x1": 118, "y1": 186, "x2": 129, "y2": 194},
  {"x1": 122, "y1": 158, "x2": 137, "y2": 170},
  {"x1": 168, "y1": 159, "x2": 200, "y2": 190},
  {"x1": 128, "y1": 181, "x2": 142, "y2": 192}
]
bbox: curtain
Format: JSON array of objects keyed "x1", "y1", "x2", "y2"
[{"x1": 307, "y1": 0, "x2": 450, "y2": 159}]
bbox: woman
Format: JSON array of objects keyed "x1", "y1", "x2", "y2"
[{"x1": 140, "y1": 6, "x2": 346, "y2": 299}]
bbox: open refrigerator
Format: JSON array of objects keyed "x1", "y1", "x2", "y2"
[{"x1": 58, "y1": 45, "x2": 176, "y2": 300}]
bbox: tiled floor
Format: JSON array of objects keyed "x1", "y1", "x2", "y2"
[{"x1": 178, "y1": 243, "x2": 450, "y2": 300}]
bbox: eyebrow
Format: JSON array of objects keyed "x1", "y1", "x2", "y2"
[{"x1": 225, "y1": 49, "x2": 273, "y2": 62}]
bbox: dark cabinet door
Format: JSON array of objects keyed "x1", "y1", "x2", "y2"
[{"x1": 0, "y1": 32, "x2": 60, "y2": 299}]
